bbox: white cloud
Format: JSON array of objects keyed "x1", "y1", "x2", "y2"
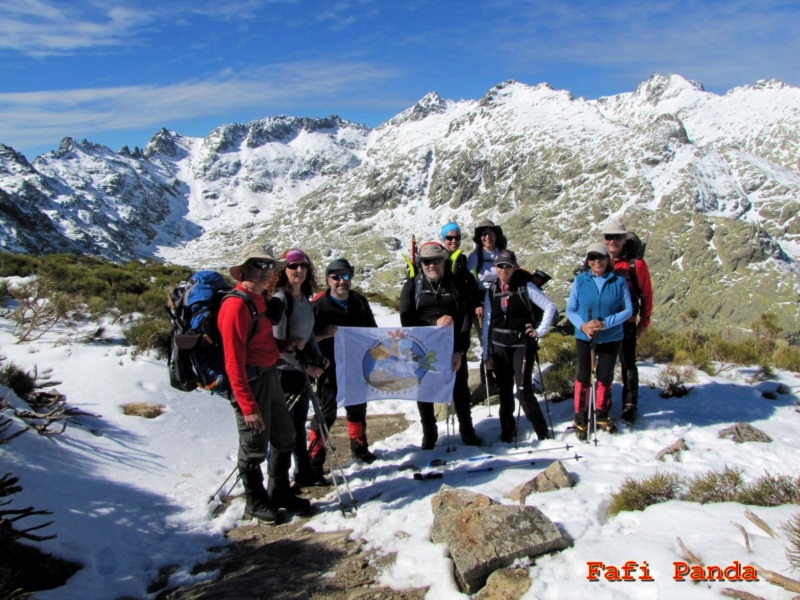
[{"x1": 0, "y1": 61, "x2": 397, "y2": 150}]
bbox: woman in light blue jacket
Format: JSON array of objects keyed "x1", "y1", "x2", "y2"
[{"x1": 566, "y1": 242, "x2": 632, "y2": 440}]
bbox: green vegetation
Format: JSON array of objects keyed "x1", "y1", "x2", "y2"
[{"x1": 607, "y1": 466, "x2": 800, "y2": 517}]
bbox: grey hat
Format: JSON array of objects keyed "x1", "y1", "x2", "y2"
[
  {"x1": 229, "y1": 243, "x2": 286, "y2": 281},
  {"x1": 325, "y1": 258, "x2": 354, "y2": 277},
  {"x1": 418, "y1": 241, "x2": 449, "y2": 260},
  {"x1": 586, "y1": 242, "x2": 609, "y2": 257},
  {"x1": 495, "y1": 249, "x2": 518, "y2": 267},
  {"x1": 602, "y1": 219, "x2": 634, "y2": 239}
]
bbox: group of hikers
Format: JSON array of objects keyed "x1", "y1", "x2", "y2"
[{"x1": 216, "y1": 217, "x2": 652, "y2": 522}]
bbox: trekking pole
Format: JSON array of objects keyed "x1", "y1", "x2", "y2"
[
  {"x1": 302, "y1": 374, "x2": 357, "y2": 516},
  {"x1": 413, "y1": 453, "x2": 583, "y2": 480},
  {"x1": 533, "y1": 346, "x2": 555, "y2": 439},
  {"x1": 514, "y1": 335, "x2": 530, "y2": 449},
  {"x1": 208, "y1": 466, "x2": 239, "y2": 504},
  {"x1": 428, "y1": 443, "x2": 573, "y2": 467},
  {"x1": 589, "y1": 331, "x2": 599, "y2": 448},
  {"x1": 446, "y1": 402, "x2": 456, "y2": 453},
  {"x1": 483, "y1": 362, "x2": 492, "y2": 416}
]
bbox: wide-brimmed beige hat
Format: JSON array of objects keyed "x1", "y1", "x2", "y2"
[
  {"x1": 602, "y1": 219, "x2": 634, "y2": 239},
  {"x1": 229, "y1": 243, "x2": 286, "y2": 281},
  {"x1": 418, "y1": 241, "x2": 449, "y2": 260}
]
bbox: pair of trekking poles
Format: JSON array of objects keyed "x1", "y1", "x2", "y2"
[{"x1": 209, "y1": 369, "x2": 358, "y2": 517}]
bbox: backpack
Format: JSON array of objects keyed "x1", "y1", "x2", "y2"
[
  {"x1": 166, "y1": 271, "x2": 260, "y2": 397},
  {"x1": 622, "y1": 232, "x2": 646, "y2": 317}
]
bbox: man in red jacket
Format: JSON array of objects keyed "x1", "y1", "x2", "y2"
[
  {"x1": 602, "y1": 220, "x2": 653, "y2": 426},
  {"x1": 218, "y1": 243, "x2": 309, "y2": 523}
]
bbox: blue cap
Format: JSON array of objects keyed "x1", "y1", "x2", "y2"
[{"x1": 440, "y1": 222, "x2": 461, "y2": 241}]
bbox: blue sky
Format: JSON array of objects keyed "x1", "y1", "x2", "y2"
[{"x1": 1, "y1": 0, "x2": 798, "y2": 159}]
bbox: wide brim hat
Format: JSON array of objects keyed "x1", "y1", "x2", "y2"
[
  {"x1": 602, "y1": 219, "x2": 634, "y2": 239},
  {"x1": 586, "y1": 242, "x2": 609, "y2": 257},
  {"x1": 472, "y1": 218, "x2": 506, "y2": 246},
  {"x1": 229, "y1": 243, "x2": 286, "y2": 281}
]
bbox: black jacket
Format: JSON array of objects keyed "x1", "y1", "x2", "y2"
[
  {"x1": 398, "y1": 271, "x2": 472, "y2": 353},
  {"x1": 312, "y1": 289, "x2": 377, "y2": 370}
]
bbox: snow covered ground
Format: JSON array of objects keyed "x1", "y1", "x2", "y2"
[{"x1": 1, "y1": 304, "x2": 799, "y2": 599}]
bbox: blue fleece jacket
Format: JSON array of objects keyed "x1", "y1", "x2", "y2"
[{"x1": 566, "y1": 270, "x2": 633, "y2": 343}]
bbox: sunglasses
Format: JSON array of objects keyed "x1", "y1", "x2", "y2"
[
  {"x1": 587, "y1": 254, "x2": 607, "y2": 261},
  {"x1": 604, "y1": 234, "x2": 625, "y2": 241},
  {"x1": 444, "y1": 235, "x2": 461, "y2": 241},
  {"x1": 480, "y1": 230, "x2": 495, "y2": 237},
  {"x1": 421, "y1": 258, "x2": 444, "y2": 266},
  {"x1": 250, "y1": 260, "x2": 275, "y2": 271},
  {"x1": 496, "y1": 263, "x2": 514, "y2": 270},
  {"x1": 328, "y1": 273, "x2": 351, "y2": 282},
  {"x1": 286, "y1": 262, "x2": 309, "y2": 271}
]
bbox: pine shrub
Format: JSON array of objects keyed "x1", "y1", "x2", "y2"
[
  {"x1": 539, "y1": 334, "x2": 577, "y2": 401},
  {"x1": 735, "y1": 473, "x2": 800, "y2": 506},
  {"x1": 682, "y1": 466, "x2": 746, "y2": 504},
  {"x1": 0, "y1": 360, "x2": 37, "y2": 400},
  {"x1": 773, "y1": 344, "x2": 800, "y2": 372},
  {"x1": 123, "y1": 317, "x2": 171, "y2": 359},
  {"x1": 607, "y1": 471, "x2": 683, "y2": 516},
  {"x1": 636, "y1": 327, "x2": 675, "y2": 363}
]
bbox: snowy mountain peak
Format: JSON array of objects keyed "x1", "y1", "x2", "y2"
[{"x1": 144, "y1": 128, "x2": 185, "y2": 159}]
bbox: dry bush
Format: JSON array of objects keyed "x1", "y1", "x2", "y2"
[
  {"x1": 121, "y1": 403, "x2": 164, "y2": 419},
  {"x1": 9, "y1": 275, "x2": 77, "y2": 343},
  {"x1": 782, "y1": 513, "x2": 800, "y2": 570},
  {"x1": 656, "y1": 364, "x2": 697, "y2": 398},
  {"x1": 607, "y1": 471, "x2": 683, "y2": 517}
]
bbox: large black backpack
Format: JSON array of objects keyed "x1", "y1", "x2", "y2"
[{"x1": 166, "y1": 271, "x2": 259, "y2": 397}]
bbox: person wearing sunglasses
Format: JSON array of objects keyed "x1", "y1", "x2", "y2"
[
  {"x1": 566, "y1": 243, "x2": 633, "y2": 441},
  {"x1": 481, "y1": 249, "x2": 557, "y2": 443},
  {"x1": 467, "y1": 219, "x2": 509, "y2": 397},
  {"x1": 266, "y1": 248, "x2": 328, "y2": 510},
  {"x1": 218, "y1": 243, "x2": 292, "y2": 524},
  {"x1": 441, "y1": 221, "x2": 482, "y2": 326},
  {"x1": 309, "y1": 258, "x2": 379, "y2": 473},
  {"x1": 399, "y1": 241, "x2": 480, "y2": 449},
  {"x1": 602, "y1": 220, "x2": 653, "y2": 427}
]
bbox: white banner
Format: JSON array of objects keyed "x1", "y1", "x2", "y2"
[{"x1": 334, "y1": 326, "x2": 455, "y2": 407}]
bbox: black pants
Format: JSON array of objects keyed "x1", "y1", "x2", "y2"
[
  {"x1": 491, "y1": 342, "x2": 548, "y2": 439},
  {"x1": 277, "y1": 369, "x2": 313, "y2": 473},
  {"x1": 618, "y1": 322, "x2": 639, "y2": 408},
  {"x1": 574, "y1": 338, "x2": 621, "y2": 423},
  {"x1": 417, "y1": 352, "x2": 473, "y2": 431},
  {"x1": 310, "y1": 369, "x2": 367, "y2": 433}
]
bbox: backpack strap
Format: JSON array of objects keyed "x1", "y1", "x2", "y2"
[
  {"x1": 222, "y1": 291, "x2": 261, "y2": 343},
  {"x1": 626, "y1": 257, "x2": 643, "y2": 317}
]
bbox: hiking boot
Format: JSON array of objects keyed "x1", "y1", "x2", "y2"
[
  {"x1": 500, "y1": 427, "x2": 516, "y2": 444},
  {"x1": 271, "y1": 492, "x2": 313, "y2": 515},
  {"x1": 596, "y1": 419, "x2": 618, "y2": 434},
  {"x1": 621, "y1": 404, "x2": 637, "y2": 426},
  {"x1": 243, "y1": 501, "x2": 279, "y2": 524},
  {"x1": 574, "y1": 423, "x2": 588, "y2": 442},
  {"x1": 460, "y1": 428, "x2": 482, "y2": 447},
  {"x1": 353, "y1": 445, "x2": 378, "y2": 464},
  {"x1": 532, "y1": 422, "x2": 551, "y2": 441},
  {"x1": 292, "y1": 468, "x2": 332, "y2": 489},
  {"x1": 421, "y1": 423, "x2": 438, "y2": 450}
]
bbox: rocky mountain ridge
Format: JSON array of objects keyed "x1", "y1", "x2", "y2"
[{"x1": 1, "y1": 74, "x2": 799, "y2": 334}]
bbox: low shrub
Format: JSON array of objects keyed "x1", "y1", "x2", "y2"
[
  {"x1": 123, "y1": 317, "x2": 171, "y2": 359},
  {"x1": 736, "y1": 473, "x2": 800, "y2": 506},
  {"x1": 607, "y1": 471, "x2": 683, "y2": 516},
  {"x1": 636, "y1": 328, "x2": 675, "y2": 363},
  {"x1": 539, "y1": 334, "x2": 577, "y2": 401},
  {"x1": 682, "y1": 466, "x2": 746, "y2": 504},
  {"x1": 656, "y1": 364, "x2": 697, "y2": 398},
  {"x1": 773, "y1": 344, "x2": 800, "y2": 372},
  {"x1": 0, "y1": 360, "x2": 37, "y2": 400}
]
